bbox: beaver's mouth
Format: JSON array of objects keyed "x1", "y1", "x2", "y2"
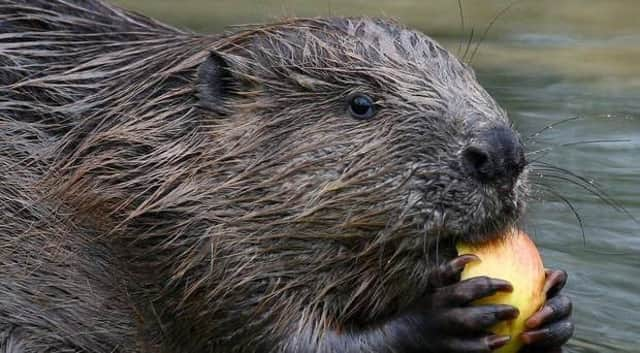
[
  {"x1": 405, "y1": 159, "x2": 528, "y2": 247},
  {"x1": 459, "y1": 201, "x2": 522, "y2": 244},
  {"x1": 408, "y1": 191, "x2": 523, "y2": 248}
]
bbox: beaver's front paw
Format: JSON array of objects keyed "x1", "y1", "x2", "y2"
[
  {"x1": 518, "y1": 269, "x2": 574, "y2": 353},
  {"x1": 393, "y1": 255, "x2": 519, "y2": 352}
]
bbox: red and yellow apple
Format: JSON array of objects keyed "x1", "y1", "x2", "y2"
[{"x1": 457, "y1": 229, "x2": 546, "y2": 353}]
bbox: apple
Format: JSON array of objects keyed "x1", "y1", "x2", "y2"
[{"x1": 457, "y1": 229, "x2": 546, "y2": 353}]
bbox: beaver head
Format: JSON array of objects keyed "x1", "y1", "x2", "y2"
[
  {"x1": 186, "y1": 17, "x2": 527, "y2": 346},
  {"x1": 198, "y1": 18, "x2": 526, "y2": 245}
]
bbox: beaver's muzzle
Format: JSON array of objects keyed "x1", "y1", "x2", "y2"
[{"x1": 462, "y1": 126, "x2": 526, "y2": 193}]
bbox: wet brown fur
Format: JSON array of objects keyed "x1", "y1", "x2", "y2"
[{"x1": 0, "y1": 1, "x2": 528, "y2": 352}]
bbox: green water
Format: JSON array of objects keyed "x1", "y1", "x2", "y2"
[{"x1": 115, "y1": 1, "x2": 640, "y2": 351}]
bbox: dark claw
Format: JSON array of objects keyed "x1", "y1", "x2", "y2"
[
  {"x1": 439, "y1": 305, "x2": 519, "y2": 333},
  {"x1": 521, "y1": 320, "x2": 574, "y2": 348},
  {"x1": 428, "y1": 254, "x2": 480, "y2": 288},
  {"x1": 543, "y1": 269, "x2": 568, "y2": 298},
  {"x1": 400, "y1": 262, "x2": 518, "y2": 353},
  {"x1": 445, "y1": 276, "x2": 513, "y2": 306},
  {"x1": 488, "y1": 335, "x2": 512, "y2": 351},
  {"x1": 525, "y1": 295, "x2": 572, "y2": 329},
  {"x1": 518, "y1": 268, "x2": 573, "y2": 353}
]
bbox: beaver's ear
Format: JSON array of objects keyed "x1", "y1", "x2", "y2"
[{"x1": 197, "y1": 51, "x2": 241, "y2": 114}]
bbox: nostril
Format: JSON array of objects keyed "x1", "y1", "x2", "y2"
[
  {"x1": 462, "y1": 126, "x2": 526, "y2": 188},
  {"x1": 463, "y1": 145, "x2": 491, "y2": 178}
]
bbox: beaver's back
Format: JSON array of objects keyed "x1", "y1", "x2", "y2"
[
  {"x1": 0, "y1": 122, "x2": 140, "y2": 353},
  {"x1": 1, "y1": 0, "x2": 193, "y2": 131},
  {"x1": 0, "y1": 1, "x2": 184, "y2": 352}
]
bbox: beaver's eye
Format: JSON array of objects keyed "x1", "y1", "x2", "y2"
[{"x1": 348, "y1": 94, "x2": 376, "y2": 120}]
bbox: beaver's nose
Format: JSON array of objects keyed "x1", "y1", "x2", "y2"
[{"x1": 462, "y1": 126, "x2": 526, "y2": 190}]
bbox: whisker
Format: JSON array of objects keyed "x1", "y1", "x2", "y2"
[
  {"x1": 525, "y1": 139, "x2": 631, "y2": 163},
  {"x1": 456, "y1": 0, "x2": 466, "y2": 56},
  {"x1": 468, "y1": 0, "x2": 521, "y2": 64},
  {"x1": 530, "y1": 169, "x2": 607, "y2": 203},
  {"x1": 524, "y1": 116, "x2": 583, "y2": 141},
  {"x1": 531, "y1": 161, "x2": 602, "y2": 188},
  {"x1": 529, "y1": 162, "x2": 637, "y2": 222},
  {"x1": 558, "y1": 139, "x2": 631, "y2": 148},
  {"x1": 525, "y1": 148, "x2": 554, "y2": 164},
  {"x1": 532, "y1": 183, "x2": 586, "y2": 246},
  {"x1": 461, "y1": 28, "x2": 476, "y2": 63}
]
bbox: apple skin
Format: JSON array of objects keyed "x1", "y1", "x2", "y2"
[{"x1": 457, "y1": 229, "x2": 546, "y2": 353}]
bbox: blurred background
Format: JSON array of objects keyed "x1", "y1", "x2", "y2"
[{"x1": 114, "y1": 1, "x2": 640, "y2": 352}]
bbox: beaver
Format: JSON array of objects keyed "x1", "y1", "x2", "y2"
[{"x1": 0, "y1": 1, "x2": 573, "y2": 352}]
